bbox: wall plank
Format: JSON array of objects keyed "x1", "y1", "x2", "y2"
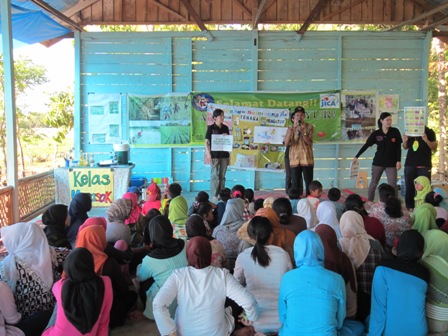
[{"x1": 78, "y1": 31, "x2": 429, "y2": 192}]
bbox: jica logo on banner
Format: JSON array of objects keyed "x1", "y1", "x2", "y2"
[{"x1": 320, "y1": 93, "x2": 340, "y2": 108}]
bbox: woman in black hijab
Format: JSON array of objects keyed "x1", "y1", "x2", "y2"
[
  {"x1": 136, "y1": 215, "x2": 187, "y2": 319},
  {"x1": 43, "y1": 247, "x2": 113, "y2": 335},
  {"x1": 43, "y1": 204, "x2": 71, "y2": 249},
  {"x1": 66, "y1": 193, "x2": 92, "y2": 248},
  {"x1": 369, "y1": 230, "x2": 429, "y2": 335}
]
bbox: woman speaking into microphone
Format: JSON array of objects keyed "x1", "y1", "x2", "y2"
[{"x1": 284, "y1": 106, "x2": 315, "y2": 196}]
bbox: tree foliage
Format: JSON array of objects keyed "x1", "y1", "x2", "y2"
[{"x1": 44, "y1": 90, "x2": 74, "y2": 143}]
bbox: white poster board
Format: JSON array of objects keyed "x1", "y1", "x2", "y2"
[
  {"x1": 211, "y1": 134, "x2": 233, "y2": 151},
  {"x1": 88, "y1": 93, "x2": 122, "y2": 144}
]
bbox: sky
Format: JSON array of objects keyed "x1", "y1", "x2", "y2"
[{"x1": 13, "y1": 38, "x2": 75, "y2": 113}]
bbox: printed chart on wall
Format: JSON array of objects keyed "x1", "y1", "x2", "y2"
[
  {"x1": 341, "y1": 91, "x2": 379, "y2": 141},
  {"x1": 128, "y1": 93, "x2": 191, "y2": 145},
  {"x1": 404, "y1": 106, "x2": 426, "y2": 136},
  {"x1": 88, "y1": 93, "x2": 122, "y2": 144},
  {"x1": 379, "y1": 94, "x2": 400, "y2": 124},
  {"x1": 193, "y1": 91, "x2": 342, "y2": 170}
]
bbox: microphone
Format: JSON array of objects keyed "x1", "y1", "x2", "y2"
[{"x1": 298, "y1": 119, "x2": 301, "y2": 137}]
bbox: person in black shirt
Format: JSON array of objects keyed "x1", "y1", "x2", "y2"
[
  {"x1": 352, "y1": 112, "x2": 402, "y2": 202},
  {"x1": 402, "y1": 126, "x2": 437, "y2": 210},
  {"x1": 205, "y1": 109, "x2": 230, "y2": 200}
]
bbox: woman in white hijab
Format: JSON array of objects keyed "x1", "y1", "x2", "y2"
[
  {"x1": 339, "y1": 211, "x2": 384, "y2": 321},
  {"x1": 212, "y1": 198, "x2": 245, "y2": 271},
  {"x1": 296, "y1": 198, "x2": 318, "y2": 229},
  {"x1": 316, "y1": 201, "x2": 342, "y2": 238},
  {"x1": 0, "y1": 222, "x2": 69, "y2": 335}
]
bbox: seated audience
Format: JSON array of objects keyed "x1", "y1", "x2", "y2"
[
  {"x1": 0, "y1": 222, "x2": 69, "y2": 334},
  {"x1": 296, "y1": 198, "x2": 318, "y2": 229},
  {"x1": 191, "y1": 202, "x2": 215, "y2": 233},
  {"x1": 370, "y1": 183, "x2": 412, "y2": 249},
  {"x1": 420, "y1": 229, "x2": 448, "y2": 333},
  {"x1": 42, "y1": 248, "x2": 113, "y2": 336},
  {"x1": 122, "y1": 191, "x2": 145, "y2": 247},
  {"x1": 165, "y1": 183, "x2": 188, "y2": 239},
  {"x1": 414, "y1": 176, "x2": 432, "y2": 208},
  {"x1": 315, "y1": 224, "x2": 358, "y2": 319},
  {"x1": 231, "y1": 184, "x2": 250, "y2": 221},
  {"x1": 42, "y1": 204, "x2": 71, "y2": 249},
  {"x1": 327, "y1": 187, "x2": 345, "y2": 220},
  {"x1": 0, "y1": 280, "x2": 24, "y2": 336},
  {"x1": 307, "y1": 180, "x2": 323, "y2": 211},
  {"x1": 185, "y1": 215, "x2": 226, "y2": 268},
  {"x1": 287, "y1": 187, "x2": 301, "y2": 215},
  {"x1": 433, "y1": 187, "x2": 448, "y2": 212},
  {"x1": 137, "y1": 215, "x2": 187, "y2": 320},
  {"x1": 66, "y1": 193, "x2": 92, "y2": 248},
  {"x1": 153, "y1": 236, "x2": 259, "y2": 336},
  {"x1": 234, "y1": 216, "x2": 292, "y2": 334},
  {"x1": 339, "y1": 211, "x2": 384, "y2": 321},
  {"x1": 425, "y1": 191, "x2": 448, "y2": 227},
  {"x1": 215, "y1": 188, "x2": 231, "y2": 224},
  {"x1": 316, "y1": 201, "x2": 342, "y2": 238},
  {"x1": 412, "y1": 203, "x2": 438, "y2": 235},
  {"x1": 105, "y1": 198, "x2": 133, "y2": 245},
  {"x1": 142, "y1": 182, "x2": 162, "y2": 215},
  {"x1": 76, "y1": 225, "x2": 137, "y2": 329},
  {"x1": 272, "y1": 197, "x2": 306, "y2": 236},
  {"x1": 213, "y1": 198, "x2": 245, "y2": 271},
  {"x1": 369, "y1": 230, "x2": 429, "y2": 336},
  {"x1": 345, "y1": 194, "x2": 386, "y2": 247},
  {"x1": 244, "y1": 188, "x2": 256, "y2": 217},
  {"x1": 278, "y1": 230, "x2": 364, "y2": 336}
]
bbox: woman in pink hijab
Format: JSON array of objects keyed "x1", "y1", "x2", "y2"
[{"x1": 122, "y1": 192, "x2": 145, "y2": 247}]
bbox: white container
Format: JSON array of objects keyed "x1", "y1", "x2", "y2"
[{"x1": 113, "y1": 143, "x2": 129, "y2": 164}]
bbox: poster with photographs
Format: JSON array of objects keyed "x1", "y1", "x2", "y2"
[
  {"x1": 128, "y1": 93, "x2": 191, "y2": 145},
  {"x1": 342, "y1": 91, "x2": 379, "y2": 141},
  {"x1": 88, "y1": 93, "x2": 122, "y2": 144}
]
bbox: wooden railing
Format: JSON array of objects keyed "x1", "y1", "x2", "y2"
[{"x1": 0, "y1": 170, "x2": 55, "y2": 228}]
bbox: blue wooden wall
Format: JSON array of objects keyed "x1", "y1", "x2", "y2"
[{"x1": 75, "y1": 30, "x2": 431, "y2": 192}]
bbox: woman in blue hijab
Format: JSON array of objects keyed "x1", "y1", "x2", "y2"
[{"x1": 278, "y1": 230, "x2": 364, "y2": 336}]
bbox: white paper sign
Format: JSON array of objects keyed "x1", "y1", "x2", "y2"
[
  {"x1": 404, "y1": 106, "x2": 426, "y2": 136},
  {"x1": 350, "y1": 160, "x2": 359, "y2": 179},
  {"x1": 211, "y1": 134, "x2": 233, "y2": 151}
]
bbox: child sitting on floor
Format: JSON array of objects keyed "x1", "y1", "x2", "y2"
[
  {"x1": 307, "y1": 180, "x2": 323, "y2": 211},
  {"x1": 327, "y1": 187, "x2": 345, "y2": 221}
]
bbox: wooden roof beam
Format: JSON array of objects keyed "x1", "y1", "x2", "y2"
[
  {"x1": 31, "y1": 0, "x2": 84, "y2": 31},
  {"x1": 321, "y1": 0, "x2": 366, "y2": 21},
  {"x1": 253, "y1": 0, "x2": 269, "y2": 27},
  {"x1": 179, "y1": 0, "x2": 213, "y2": 39},
  {"x1": 421, "y1": 16, "x2": 448, "y2": 32},
  {"x1": 387, "y1": 1, "x2": 448, "y2": 31},
  {"x1": 148, "y1": 0, "x2": 186, "y2": 21},
  {"x1": 63, "y1": 0, "x2": 100, "y2": 17},
  {"x1": 297, "y1": 0, "x2": 329, "y2": 36},
  {"x1": 233, "y1": 0, "x2": 252, "y2": 18},
  {"x1": 407, "y1": 0, "x2": 447, "y2": 22}
]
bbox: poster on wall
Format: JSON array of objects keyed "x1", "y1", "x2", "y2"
[
  {"x1": 128, "y1": 93, "x2": 192, "y2": 145},
  {"x1": 404, "y1": 106, "x2": 426, "y2": 136},
  {"x1": 379, "y1": 94, "x2": 400, "y2": 124},
  {"x1": 88, "y1": 93, "x2": 122, "y2": 144},
  {"x1": 192, "y1": 91, "x2": 342, "y2": 149},
  {"x1": 341, "y1": 91, "x2": 379, "y2": 141},
  {"x1": 69, "y1": 168, "x2": 114, "y2": 207}
]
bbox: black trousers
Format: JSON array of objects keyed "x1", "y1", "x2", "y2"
[{"x1": 291, "y1": 165, "x2": 314, "y2": 196}]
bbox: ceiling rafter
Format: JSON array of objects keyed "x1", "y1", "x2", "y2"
[
  {"x1": 147, "y1": 0, "x2": 186, "y2": 21},
  {"x1": 253, "y1": 0, "x2": 269, "y2": 27},
  {"x1": 233, "y1": 0, "x2": 252, "y2": 18},
  {"x1": 178, "y1": 0, "x2": 213, "y2": 39},
  {"x1": 421, "y1": 16, "x2": 448, "y2": 32},
  {"x1": 297, "y1": 0, "x2": 329, "y2": 35},
  {"x1": 31, "y1": 0, "x2": 85, "y2": 31},
  {"x1": 63, "y1": 0, "x2": 100, "y2": 17},
  {"x1": 321, "y1": 0, "x2": 366, "y2": 21},
  {"x1": 388, "y1": 1, "x2": 448, "y2": 31},
  {"x1": 407, "y1": 0, "x2": 447, "y2": 22}
]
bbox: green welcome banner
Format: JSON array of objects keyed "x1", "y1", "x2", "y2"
[
  {"x1": 190, "y1": 91, "x2": 341, "y2": 169},
  {"x1": 190, "y1": 91, "x2": 341, "y2": 145}
]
